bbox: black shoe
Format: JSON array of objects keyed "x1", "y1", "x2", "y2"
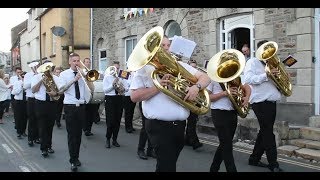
[
  {"x1": 75, "y1": 159, "x2": 82, "y2": 166},
  {"x1": 193, "y1": 142, "x2": 203, "y2": 150},
  {"x1": 146, "y1": 150, "x2": 157, "y2": 158},
  {"x1": 132, "y1": 128, "x2": 136, "y2": 131},
  {"x1": 185, "y1": 139, "x2": 192, "y2": 146},
  {"x1": 85, "y1": 131, "x2": 93, "y2": 136},
  {"x1": 269, "y1": 166, "x2": 283, "y2": 172},
  {"x1": 105, "y1": 139, "x2": 111, "y2": 148},
  {"x1": 34, "y1": 139, "x2": 40, "y2": 144},
  {"x1": 22, "y1": 133, "x2": 27, "y2": 137},
  {"x1": 137, "y1": 151, "x2": 148, "y2": 160},
  {"x1": 112, "y1": 141, "x2": 120, "y2": 147},
  {"x1": 126, "y1": 129, "x2": 133, "y2": 133},
  {"x1": 17, "y1": 134, "x2": 22, "y2": 139},
  {"x1": 28, "y1": 141, "x2": 34, "y2": 147},
  {"x1": 248, "y1": 160, "x2": 268, "y2": 168},
  {"x1": 47, "y1": 148, "x2": 55, "y2": 153},
  {"x1": 71, "y1": 163, "x2": 78, "y2": 172},
  {"x1": 57, "y1": 122, "x2": 61, "y2": 128},
  {"x1": 41, "y1": 150, "x2": 48, "y2": 157}
]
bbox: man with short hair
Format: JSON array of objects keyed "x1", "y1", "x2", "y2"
[{"x1": 241, "y1": 44, "x2": 250, "y2": 61}]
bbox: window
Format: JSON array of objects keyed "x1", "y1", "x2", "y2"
[
  {"x1": 99, "y1": 49, "x2": 107, "y2": 72},
  {"x1": 165, "y1": 21, "x2": 181, "y2": 39},
  {"x1": 52, "y1": 33, "x2": 57, "y2": 55},
  {"x1": 125, "y1": 36, "x2": 137, "y2": 66}
]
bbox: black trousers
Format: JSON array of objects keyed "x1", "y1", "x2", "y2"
[
  {"x1": 27, "y1": 98, "x2": 39, "y2": 141},
  {"x1": 123, "y1": 96, "x2": 136, "y2": 130},
  {"x1": 64, "y1": 104, "x2": 85, "y2": 163},
  {"x1": 105, "y1": 95, "x2": 123, "y2": 141},
  {"x1": 210, "y1": 109, "x2": 238, "y2": 172},
  {"x1": 250, "y1": 101, "x2": 279, "y2": 168},
  {"x1": 0, "y1": 101, "x2": 6, "y2": 119},
  {"x1": 11, "y1": 95, "x2": 16, "y2": 123},
  {"x1": 55, "y1": 95, "x2": 64, "y2": 125},
  {"x1": 83, "y1": 103, "x2": 100, "y2": 132},
  {"x1": 4, "y1": 99, "x2": 10, "y2": 113},
  {"x1": 185, "y1": 112, "x2": 200, "y2": 145},
  {"x1": 35, "y1": 100, "x2": 56, "y2": 151},
  {"x1": 137, "y1": 102, "x2": 153, "y2": 152},
  {"x1": 14, "y1": 100, "x2": 28, "y2": 135},
  {"x1": 145, "y1": 118, "x2": 186, "y2": 172}
]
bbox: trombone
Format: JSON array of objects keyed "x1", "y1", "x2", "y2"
[{"x1": 77, "y1": 60, "x2": 100, "y2": 82}]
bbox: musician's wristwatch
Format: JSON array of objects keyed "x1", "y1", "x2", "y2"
[{"x1": 196, "y1": 83, "x2": 201, "y2": 90}]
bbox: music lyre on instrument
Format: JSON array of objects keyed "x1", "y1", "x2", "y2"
[
  {"x1": 207, "y1": 49, "x2": 249, "y2": 118},
  {"x1": 255, "y1": 41, "x2": 292, "y2": 97},
  {"x1": 28, "y1": 61, "x2": 39, "y2": 74},
  {"x1": 127, "y1": 26, "x2": 210, "y2": 115}
]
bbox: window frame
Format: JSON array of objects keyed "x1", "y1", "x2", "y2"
[
  {"x1": 98, "y1": 48, "x2": 107, "y2": 73},
  {"x1": 124, "y1": 36, "x2": 137, "y2": 67}
]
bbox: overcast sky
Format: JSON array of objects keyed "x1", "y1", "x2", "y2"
[{"x1": 0, "y1": 8, "x2": 29, "y2": 52}]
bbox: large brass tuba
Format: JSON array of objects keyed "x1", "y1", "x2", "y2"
[
  {"x1": 37, "y1": 62, "x2": 60, "y2": 101},
  {"x1": 207, "y1": 49, "x2": 249, "y2": 118},
  {"x1": 127, "y1": 26, "x2": 210, "y2": 115},
  {"x1": 255, "y1": 41, "x2": 292, "y2": 96}
]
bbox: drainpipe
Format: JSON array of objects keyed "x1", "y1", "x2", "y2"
[
  {"x1": 315, "y1": 8, "x2": 320, "y2": 115},
  {"x1": 69, "y1": 8, "x2": 74, "y2": 52},
  {"x1": 90, "y1": 8, "x2": 93, "y2": 69}
]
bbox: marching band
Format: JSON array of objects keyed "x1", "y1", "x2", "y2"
[{"x1": 0, "y1": 25, "x2": 291, "y2": 172}]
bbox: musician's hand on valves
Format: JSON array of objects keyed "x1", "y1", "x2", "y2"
[
  {"x1": 242, "y1": 95, "x2": 249, "y2": 107},
  {"x1": 270, "y1": 68, "x2": 280, "y2": 76},
  {"x1": 184, "y1": 84, "x2": 199, "y2": 101},
  {"x1": 159, "y1": 74, "x2": 172, "y2": 87},
  {"x1": 112, "y1": 78, "x2": 119, "y2": 87},
  {"x1": 229, "y1": 87, "x2": 238, "y2": 96},
  {"x1": 47, "y1": 90, "x2": 57, "y2": 97}
]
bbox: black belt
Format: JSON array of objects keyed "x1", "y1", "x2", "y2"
[
  {"x1": 35, "y1": 99, "x2": 54, "y2": 103},
  {"x1": 64, "y1": 104, "x2": 85, "y2": 107},
  {"x1": 147, "y1": 118, "x2": 185, "y2": 126}
]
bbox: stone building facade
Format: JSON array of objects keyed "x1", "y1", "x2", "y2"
[{"x1": 92, "y1": 8, "x2": 318, "y2": 127}]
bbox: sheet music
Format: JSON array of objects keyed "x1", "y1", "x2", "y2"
[{"x1": 169, "y1": 35, "x2": 197, "y2": 59}]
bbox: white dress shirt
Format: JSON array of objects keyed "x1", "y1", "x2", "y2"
[
  {"x1": 130, "y1": 61, "x2": 197, "y2": 121},
  {"x1": 12, "y1": 80, "x2": 24, "y2": 100},
  {"x1": 10, "y1": 75, "x2": 18, "y2": 95},
  {"x1": 206, "y1": 81, "x2": 234, "y2": 110},
  {"x1": 103, "y1": 72, "x2": 125, "y2": 96},
  {"x1": 31, "y1": 73, "x2": 60, "y2": 102},
  {"x1": 23, "y1": 71, "x2": 35, "y2": 98},
  {"x1": 57, "y1": 68, "x2": 86, "y2": 105},
  {"x1": 243, "y1": 57, "x2": 281, "y2": 103},
  {"x1": 0, "y1": 79, "x2": 11, "y2": 102},
  {"x1": 122, "y1": 73, "x2": 133, "y2": 96}
]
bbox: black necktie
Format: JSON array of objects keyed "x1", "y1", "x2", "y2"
[
  {"x1": 73, "y1": 72, "x2": 80, "y2": 99},
  {"x1": 46, "y1": 92, "x2": 50, "y2": 101},
  {"x1": 23, "y1": 90, "x2": 26, "y2": 101}
]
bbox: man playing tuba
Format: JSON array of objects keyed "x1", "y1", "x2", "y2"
[{"x1": 130, "y1": 32, "x2": 211, "y2": 172}]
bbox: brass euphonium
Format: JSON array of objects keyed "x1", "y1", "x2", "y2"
[
  {"x1": 127, "y1": 26, "x2": 210, "y2": 115},
  {"x1": 206, "y1": 49, "x2": 249, "y2": 118},
  {"x1": 37, "y1": 62, "x2": 60, "y2": 101},
  {"x1": 105, "y1": 66, "x2": 125, "y2": 96},
  {"x1": 255, "y1": 41, "x2": 292, "y2": 96}
]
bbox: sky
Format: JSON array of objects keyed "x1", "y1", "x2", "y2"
[{"x1": 0, "y1": 8, "x2": 29, "y2": 53}]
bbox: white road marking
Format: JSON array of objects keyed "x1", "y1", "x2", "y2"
[
  {"x1": 19, "y1": 166, "x2": 31, "y2": 172},
  {"x1": 2, "y1": 144, "x2": 13, "y2": 153}
]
